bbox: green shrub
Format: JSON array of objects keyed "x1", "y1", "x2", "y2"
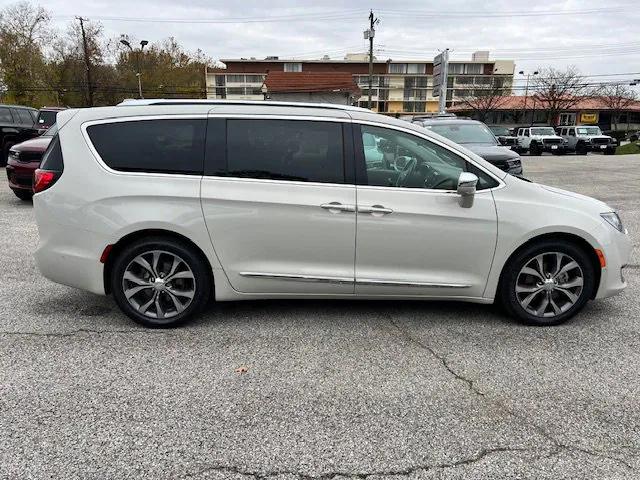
[{"x1": 616, "y1": 142, "x2": 640, "y2": 155}]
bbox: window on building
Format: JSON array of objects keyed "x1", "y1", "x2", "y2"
[
  {"x1": 226, "y1": 119, "x2": 344, "y2": 184},
  {"x1": 215, "y1": 88, "x2": 226, "y2": 99},
  {"x1": 284, "y1": 62, "x2": 302, "y2": 72},
  {"x1": 226, "y1": 74, "x2": 245, "y2": 83},
  {"x1": 389, "y1": 63, "x2": 407, "y2": 74},
  {"x1": 86, "y1": 119, "x2": 206, "y2": 175},
  {"x1": 215, "y1": 75, "x2": 226, "y2": 86},
  {"x1": 407, "y1": 63, "x2": 426, "y2": 74},
  {"x1": 245, "y1": 75, "x2": 265, "y2": 83},
  {"x1": 226, "y1": 87, "x2": 245, "y2": 95}
]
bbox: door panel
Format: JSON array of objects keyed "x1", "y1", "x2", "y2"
[
  {"x1": 355, "y1": 187, "x2": 497, "y2": 297},
  {"x1": 201, "y1": 178, "x2": 356, "y2": 293},
  {"x1": 353, "y1": 123, "x2": 498, "y2": 298},
  {"x1": 200, "y1": 117, "x2": 356, "y2": 295}
]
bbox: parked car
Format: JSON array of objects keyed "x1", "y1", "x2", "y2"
[
  {"x1": 6, "y1": 124, "x2": 56, "y2": 200},
  {"x1": 413, "y1": 118, "x2": 523, "y2": 176},
  {"x1": 556, "y1": 125, "x2": 616, "y2": 155},
  {"x1": 626, "y1": 131, "x2": 640, "y2": 142},
  {"x1": 0, "y1": 104, "x2": 40, "y2": 166},
  {"x1": 488, "y1": 125, "x2": 518, "y2": 149},
  {"x1": 33, "y1": 100, "x2": 630, "y2": 328},
  {"x1": 515, "y1": 126, "x2": 566, "y2": 155},
  {"x1": 36, "y1": 107, "x2": 65, "y2": 135}
]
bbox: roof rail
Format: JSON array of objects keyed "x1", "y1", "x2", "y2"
[
  {"x1": 411, "y1": 113, "x2": 458, "y2": 120},
  {"x1": 117, "y1": 98, "x2": 373, "y2": 113}
]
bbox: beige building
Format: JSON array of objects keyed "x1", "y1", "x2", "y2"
[{"x1": 205, "y1": 52, "x2": 515, "y2": 115}]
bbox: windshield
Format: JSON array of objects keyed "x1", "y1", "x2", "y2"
[
  {"x1": 426, "y1": 123, "x2": 497, "y2": 145},
  {"x1": 530, "y1": 127, "x2": 556, "y2": 136},
  {"x1": 489, "y1": 126, "x2": 510, "y2": 136},
  {"x1": 42, "y1": 124, "x2": 58, "y2": 137},
  {"x1": 576, "y1": 126, "x2": 602, "y2": 135}
]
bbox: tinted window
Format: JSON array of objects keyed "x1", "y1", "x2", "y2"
[
  {"x1": 37, "y1": 110, "x2": 58, "y2": 125},
  {"x1": 359, "y1": 125, "x2": 498, "y2": 190},
  {"x1": 16, "y1": 109, "x2": 33, "y2": 124},
  {"x1": 0, "y1": 107, "x2": 13, "y2": 123},
  {"x1": 226, "y1": 119, "x2": 344, "y2": 183},
  {"x1": 426, "y1": 123, "x2": 497, "y2": 145},
  {"x1": 40, "y1": 135, "x2": 64, "y2": 171},
  {"x1": 87, "y1": 119, "x2": 206, "y2": 174}
]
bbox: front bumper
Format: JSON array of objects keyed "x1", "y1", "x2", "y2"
[
  {"x1": 586, "y1": 143, "x2": 616, "y2": 153},
  {"x1": 595, "y1": 229, "x2": 632, "y2": 300},
  {"x1": 6, "y1": 159, "x2": 39, "y2": 192},
  {"x1": 542, "y1": 144, "x2": 565, "y2": 153}
]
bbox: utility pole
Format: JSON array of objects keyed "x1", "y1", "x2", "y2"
[
  {"x1": 76, "y1": 16, "x2": 94, "y2": 107},
  {"x1": 364, "y1": 10, "x2": 379, "y2": 110},
  {"x1": 519, "y1": 70, "x2": 538, "y2": 124}
]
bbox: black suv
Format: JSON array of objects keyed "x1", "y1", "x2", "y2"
[
  {"x1": 412, "y1": 117, "x2": 523, "y2": 176},
  {"x1": 0, "y1": 104, "x2": 40, "y2": 166}
]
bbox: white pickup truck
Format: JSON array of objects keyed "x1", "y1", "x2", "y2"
[{"x1": 515, "y1": 126, "x2": 566, "y2": 155}]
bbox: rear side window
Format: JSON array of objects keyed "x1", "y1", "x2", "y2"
[
  {"x1": 87, "y1": 119, "x2": 206, "y2": 175},
  {"x1": 17, "y1": 109, "x2": 33, "y2": 124},
  {"x1": 225, "y1": 119, "x2": 344, "y2": 183},
  {"x1": 0, "y1": 107, "x2": 13, "y2": 123},
  {"x1": 40, "y1": 135, "x2": 64, "y2": 171},
  {"x1": 38, "y1": 110, "x2": 58, "y2": 125}
]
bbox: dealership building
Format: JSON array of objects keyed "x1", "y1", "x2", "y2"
[{"x1": 205, "y1": 51, "x2": 515, "y2": 115}]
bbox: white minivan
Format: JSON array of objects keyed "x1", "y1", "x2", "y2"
[{"x1": 33, "y1": 100, "x2": 631, "y2": 328}]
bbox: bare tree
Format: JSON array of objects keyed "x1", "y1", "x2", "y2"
[
  {"x1": 0, "y1": 1, "x2": 50, "y2": 104},
  {"x1": 531, "y1": 66, "x2": 594, "y2": 125},
  {"x1": 457, "y1": 78, "x2": 509, "y2": 122},
  {"x1": 600, "y1": 84, "x2": 638, "y2": 132}
]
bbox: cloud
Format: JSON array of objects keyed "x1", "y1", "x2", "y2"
[{"x1": 45, "y1": 0, "x2": 640, "y2": 81}]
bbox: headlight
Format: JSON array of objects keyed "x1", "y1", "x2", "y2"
[
  {"x1": 601, "y1": 212, "x2": 625, "y2": 233},
  {"x1": 8, "y1": 150, "x2": 19, "y2": 159}
]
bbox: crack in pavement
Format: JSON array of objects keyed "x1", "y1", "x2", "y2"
[
  {"x1": 386, "y1": 315, "x2": 635, "y2": 473},
  {"x1": 187, "y1": 446, "x2": 541, "y2": 479}
]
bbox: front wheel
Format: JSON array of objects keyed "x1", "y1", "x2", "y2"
[
  {"x1": 110, "y1": 236, "x2": 212, "y2": 328},
  {"x1": 499, "y1": 241, "x2": 595, "y2": 326},
  {"x1": 529, "y1": 143, "x2": 542, "y2": 156}
]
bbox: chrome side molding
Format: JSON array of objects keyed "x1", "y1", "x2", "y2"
[
  {"x1": 356, "y1": 278, "x2": 471, "y2": 288},
  {"x1": 239, "y1": 272, "x2": 353, "y2": 284},
  {"x1": 239, "y1": 272, "x2": 471, "y2": 289}
]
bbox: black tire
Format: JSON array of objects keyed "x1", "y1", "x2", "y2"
[
  {"x1": 631, "y1": 135, "x2": 638, "y2": 142},
  {"x1": 499, "y1": 240, "x2": 595, "y2": 326},
  {"x1": 12, "y1": 189, "x2": 33, "y2": 201},
  {"x1": 604, "y1": 148, "x2": 616, "y2": 155},
  {"x1": 529, "y1": 143, "x2": 541, "y2": 156},
  {"x1": 1, "y1": 142, "x2": 14, "y2": 167},
  {"x1": 575, "y1": 142, "x2": 588, "y2": 155},
  {"x1": 110, "y1": 236, "x2": 212, "y2": 328}
]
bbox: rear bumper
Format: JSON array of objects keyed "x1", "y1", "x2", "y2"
[
  {"x1": 6, "y1": 159, "x2": 39, "y2": 192},
  {"x1": 34, "y1": 205, "x2": 107, "y2": 295},
  {"x1": 595, "y1": 230, "x2": 632, "y2": 300}
]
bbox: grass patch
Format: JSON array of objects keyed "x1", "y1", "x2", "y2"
[{"x1": 616, "y1": 142, "x2": 640, "y2": 155}]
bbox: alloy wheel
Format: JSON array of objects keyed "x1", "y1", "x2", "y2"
[
  {"x1": 515, "y1": 252, "x2": 584, "y2": 318},
  {"x1": 122, "y1": 250, "x2": 196, "y2": 319}
]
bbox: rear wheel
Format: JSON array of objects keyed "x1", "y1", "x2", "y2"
[
  {"x1": 110, "y1": 236, "x2": 211, "y2": 328},
  {"x1": 12, "y1": 189, "x2": 33, "y2": 201},
  {"x1": 499, "y1": 240, "x2": 595, "y2": 326}
]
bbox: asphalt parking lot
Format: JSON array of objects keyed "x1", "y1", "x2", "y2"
[{"x1": 1, "y1": 155, "x2": 639, "y2": 480}]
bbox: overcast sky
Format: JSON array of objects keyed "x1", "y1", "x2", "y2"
[{"x1": 20, "y1": 0, "x2": 640, "y2": 89}]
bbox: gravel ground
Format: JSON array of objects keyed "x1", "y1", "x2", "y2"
[{"x1": 1, "y1": 155, "x2": 639, "y2": 479}]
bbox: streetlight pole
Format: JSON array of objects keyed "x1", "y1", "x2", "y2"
[
  {"x1": 120, "y1": 36, "x2": 149, "y2": 99},
  {"x1": 519, "y1": 70, "x2": 538, "y2": 125}
]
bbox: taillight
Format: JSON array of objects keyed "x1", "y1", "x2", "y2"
[{"x1": 33, "y1": 169, "x2": 60, "y2": 193}]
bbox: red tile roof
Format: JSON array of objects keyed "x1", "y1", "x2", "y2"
[
  {"x1": 450, "y1": 96, "x2": 640, "y2": 112},
  {"x1": 263, "y1": 71, "x2": 361, "y2": 95}
]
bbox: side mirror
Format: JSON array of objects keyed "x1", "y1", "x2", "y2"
[
  {"x1": 497, "y1": 136, "x2": 507, "y2": 145},
  {"x1": 457, "y1": 172, "x2": 478, "y2": 196}
]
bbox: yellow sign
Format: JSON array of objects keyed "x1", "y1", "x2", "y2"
[{"x1": 580, "y1": 113, "x2": 598, "y2": 124}]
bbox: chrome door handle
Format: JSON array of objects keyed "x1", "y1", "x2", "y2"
[
  {"x1": 320, "y1": 202, "x2": 356, "y2": 213},
  {"x1": 358, "y1": 205, "x2": 393, "y2": 215}
]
